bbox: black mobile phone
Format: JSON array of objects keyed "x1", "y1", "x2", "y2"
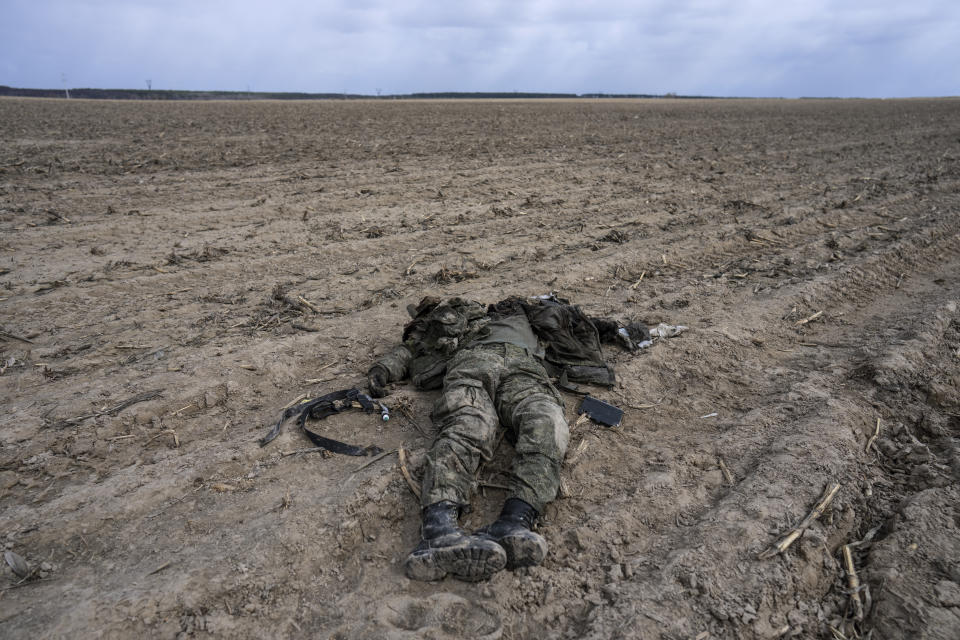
[{"x1": 578, "y1": 396, "x2": 624, "y2": 427}]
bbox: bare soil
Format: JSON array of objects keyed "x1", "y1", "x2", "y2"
[{"x1": 1, "y1": 97, "x2": 959, "y2": 639}]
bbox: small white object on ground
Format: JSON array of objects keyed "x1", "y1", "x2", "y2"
[{"x1": 650, "y1": 323, "x2": 688, "y2": 338}]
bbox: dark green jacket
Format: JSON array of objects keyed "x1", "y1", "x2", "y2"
[{"x1": 521, "y1": 298, "x2": 616, "y2": 387}]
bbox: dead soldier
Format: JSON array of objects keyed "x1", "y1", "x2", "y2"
[{"x1": 367, "y1": 294, "x2": 647, "y2": 582}]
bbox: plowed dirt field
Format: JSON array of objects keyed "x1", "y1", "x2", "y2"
[{"x1": 1, "y1": 97, "x2": 959, "y2": 639}]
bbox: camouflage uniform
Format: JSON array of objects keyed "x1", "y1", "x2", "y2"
[
  {"x1": 422, "y1": 341, "x2": 568, "y2": 514},
  {"x1": 371, "y1": 296, "x2": 634, "y2": 580},
  {"x1": 371, "y1": 295, "x2": 636, "y2": 516},
  {"x1": 372, "y1": 298, "x2": 569, "y2": 513}
]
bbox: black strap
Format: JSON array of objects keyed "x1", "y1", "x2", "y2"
[
  {"x1": 556, "y1": 370, "x2": 584, "y2": 394},
  {"x1": 260, "y1": 388, "x2": 384, "y2": 456}
]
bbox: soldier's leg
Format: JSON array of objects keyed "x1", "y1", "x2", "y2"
[
  {"x1": 421, "y1": 347, "x2": 504, "y2": 507},
  {"x1": 405, "y1": 347, "x2": 508, "y2": 582},
  {"x1": 477, "y1": 348, "x2": 568, "y2": 568},
  {"x1": 497, "y1": 352, "x2": 569, "y2": 513}
]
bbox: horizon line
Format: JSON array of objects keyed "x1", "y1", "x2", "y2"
[{"x1": 3, "y1": 85, "x2": 956, "y2": 101}]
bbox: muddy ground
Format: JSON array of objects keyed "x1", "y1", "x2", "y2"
[{"x1": 1, "y1": 97, "x2": 958, "y2": 639}]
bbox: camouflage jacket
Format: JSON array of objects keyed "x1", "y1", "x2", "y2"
[
  {"x1": 371, "y1": 296, "x2": 616, "y2": 390},
  {"x1": 373, "y1": 297, "x2": 490, "y2": 390}
]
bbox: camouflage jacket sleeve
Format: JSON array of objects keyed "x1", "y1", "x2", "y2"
[{"x1": 371, "y1": 343, "x2": 413, "y2": 382}]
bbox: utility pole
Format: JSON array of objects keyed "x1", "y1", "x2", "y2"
[{"x1": 61, "y1": 73, "x2": 70, "y2": 99}]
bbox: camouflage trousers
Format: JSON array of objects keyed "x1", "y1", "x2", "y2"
[{"x1": 421, "y1": 343, "x2": 569, "y2": 514}]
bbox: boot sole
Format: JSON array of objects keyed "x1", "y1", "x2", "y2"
[
  {"x1": 500, "y1": 532, "x2": 547, "y2": 569},
  {"x1": 405, "y1": 539, "x2": 507, "y2": 582}
]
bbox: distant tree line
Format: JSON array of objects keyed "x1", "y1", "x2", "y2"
[
  {"x1": 0, "y1": 86, "x2": 365, "y2": 100},
  {"x1": 0, "y1": 86, "x2": 719, "y2": 101}
]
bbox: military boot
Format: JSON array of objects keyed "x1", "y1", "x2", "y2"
[
  {"x1": 404, "y1": 501, "x2": 507, "y2": 582},
  {"x1": 475, "y1": 498, "x2": 548, "y2": 569}
]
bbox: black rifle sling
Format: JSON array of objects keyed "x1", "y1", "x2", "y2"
[{"x1": 260, "y1": 388, "x2": 383, "y2": 456}]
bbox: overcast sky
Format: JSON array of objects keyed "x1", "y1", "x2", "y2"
[{"x1": 2, "y1": 0, "x2": 957, "y2": 98}]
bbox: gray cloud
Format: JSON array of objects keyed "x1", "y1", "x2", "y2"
[{"x1": 1, "y1": 0, "x2": 957, "y2": 97}]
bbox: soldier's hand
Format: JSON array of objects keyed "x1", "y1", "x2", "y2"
[{"x1": 367, "y1": 366, "x2": 389, "y2": 398}]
